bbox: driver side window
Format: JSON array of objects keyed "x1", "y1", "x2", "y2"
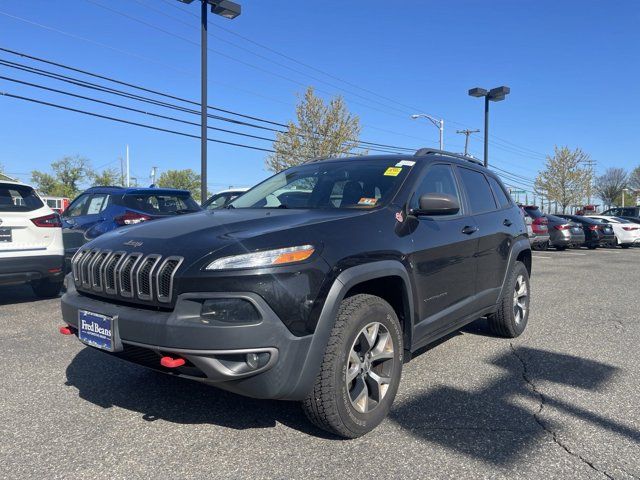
[{"x1": 412, "y1": 164, "x2": 461, "y2": 214}]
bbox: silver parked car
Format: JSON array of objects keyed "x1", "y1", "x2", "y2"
[{"x1": 545, "y1": 215, "x2": 585, "y2": 250}]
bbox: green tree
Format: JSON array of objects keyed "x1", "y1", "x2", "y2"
[
  {"x1": 534, "y1": 146, "x2": 591, "y2": 213},
  {"x1": 31, "y1": 155, "x2": 93, "y2": 198},
  {"x1": 629, "y1": 166, "x2": 640, "y2": 191},
  {"x1": 594, "y1": 168, "x2": 628, "y2": 208},
  {"x1": 157, "y1": 169, "x2": 203, "y2": 201},
  {"x1": 92, "y1": 168, "x2": 122, "y2": 187},
  {"x1": 265, "y1": 87, "x2": 362, "y2": 173}
]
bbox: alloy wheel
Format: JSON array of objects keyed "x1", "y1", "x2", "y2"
[
  {"x1": 345, "y1": 322, "x2": 395, "y2": 414},
  {"x1": 513, "y1": 274, "x2": 528, "y2": 324}
]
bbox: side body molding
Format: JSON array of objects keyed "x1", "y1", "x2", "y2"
[{"x1": 285, "y1": 260, "x2": 414, "y2": 400}]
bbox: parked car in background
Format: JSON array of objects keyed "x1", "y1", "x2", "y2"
[
  {"x1": 557, "y1": 214, "x2": 613, "y2": 249},
  {"x1": 62, "y1": 186, "x2": 200, "y2": 264},
  {"x1": 587, "y1": 215, "x2": 640, "y2": 248},
  {"x1": 202, "y1": 188, "x2": 249, "y2": 210},
  {"x1": 522, "y1": 205, "x2": 549, "y2": 250},
  {"x1": 545, "y1": 215, "x2": 585, "y2": 250},
  {"x1": 601, "y1": 207, "x2": 640, "y2": 221},
  {"x1": 0, "y1": 179, "x2": 65, "y2": 297},
  {"x1": 41, "y1": 196, "x2": 70, "y2": 214}
]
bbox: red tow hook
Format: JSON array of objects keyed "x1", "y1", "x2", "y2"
[
  {"x1": 59, "y1": 325, "x2": 74, "y2": 335},
  {"x1": 160, "y1": 356, "x2": 186, "y2": 368}
]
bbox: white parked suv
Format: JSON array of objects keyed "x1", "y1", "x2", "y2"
[{"x1": 0, "y1": 179, "x2": 65, "y2": 297}]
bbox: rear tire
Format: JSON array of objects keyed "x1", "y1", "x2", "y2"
[
  {"x1": 31, "y1": 279, "x2": 63, "y2": 298},
  {"x1": 302, "y1": 294, "x2": 403, "y2": 438},
  {"x1": 487, "y1": 261, "x2": 530, "y2": 338},
  {"x1": 621, "y1": 244, "x2": 630, "y2": 249}
]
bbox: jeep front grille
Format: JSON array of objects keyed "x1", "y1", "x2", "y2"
[{"x1": 71, "y1": 248, "x2": 183, "y2": 303}]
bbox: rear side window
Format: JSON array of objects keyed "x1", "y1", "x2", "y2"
[
  {"x1": 123, "y1": 193, "x2": 200, "y2": 215},
  {"x1": 0, "y1": 184, "x2": 44, "y2": 212},
  {"x1": 457, "y1": 168, "x2": 497, "y2": 214},
  {"x1": 487, "y1": 176, "x2": 512, "y2": 209},
  {"x1": 86, "y1": 194, "x2": 110, "y2": 215},
  {"x1": 64, "y1": 194, "x2": 90, "y2": 217}
]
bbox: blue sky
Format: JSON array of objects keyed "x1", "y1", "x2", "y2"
[{"x1": 1, "y1": 0, "x2": 639, "y2": 195}]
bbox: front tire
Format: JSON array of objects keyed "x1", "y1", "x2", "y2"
[
  {"x1": 302, "y1": 294, "x2": 403, "y2": 438},
  {"x1": 487, "y1": 261, "x2": 530, "y2": 338}
]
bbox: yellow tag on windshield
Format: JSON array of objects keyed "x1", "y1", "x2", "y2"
[{"x1": 384, "y1": 167, "x2": 402, "y2": 176}]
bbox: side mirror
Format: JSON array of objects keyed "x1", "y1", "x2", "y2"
[{"x1": 412, "y1": 193, "x2": 460, "y2": 216}]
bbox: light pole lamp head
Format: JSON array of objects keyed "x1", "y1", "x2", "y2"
[
  {"x1": 488, "y1": 86, "x2": 510, "y2": 101},
  {"x1": 177, "y1": 0, "x2": 196, "y2": 3},
  {"x1": 468, "y1": 87, "x2": 488, "y2": 98},
  {"x1": 210, "y1": 0, "x2": 241, "y2": 19},
  {"x1": 410, "y1": 114, "x2": 420, "y2": 119}
]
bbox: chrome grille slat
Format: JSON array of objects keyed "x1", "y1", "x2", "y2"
[
  {"x1": 136, "y1": 254, "x2": 162, "y2": 301},
  {"x1": 156, "y1": 256, "x2": 183, "y2": 303},
  {"x1": 117, "y1": 253, "x2": 143, "y2": 298},
  {"x1": 90, "y1": 251, "x2": 111, "y2": 292},
  {"x1": 73, "y1": 249, "x2": 183, "y2": 304},
  {"x1": 80, "y1": 250, "x2": 98, "y2": 288}
]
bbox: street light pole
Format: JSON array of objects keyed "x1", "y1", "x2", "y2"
[
  {"x1": 484, "y1": 95, "x2": 489, "y2": 168},
  {"x1": 410, "y1": 114, "x2": 444, "y2": 150},
  {"x1": 200, "y1": 0, "x2": 208, "y2": 204},
  {"x1": 468, "y1": 86, "x2": 510, "y2": 168},
  {"x1": 177, "y1": 0, "x2": 241, "y2": 204}
]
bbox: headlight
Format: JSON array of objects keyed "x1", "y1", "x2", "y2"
[{"x1": 206, "y1": 244, "x2": 315, "y2": 270}]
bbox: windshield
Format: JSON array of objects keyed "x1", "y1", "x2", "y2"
[
  {"x1": 123, "y1": 193, "x2": 200, "y2": 215},
  {"x1": 0, "y1": 184, "x2": 44, "y2": 212},
  {"x1": 229, "y1": 159, "x2": 413, "y2": 209}
]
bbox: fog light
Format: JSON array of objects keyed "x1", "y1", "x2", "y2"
[
  {"x1": 201, "y1": 298, "x2": 261, "y2": 324},
  {"x1": 246, "y1": 353, "x2": 259, "y2": 369}
]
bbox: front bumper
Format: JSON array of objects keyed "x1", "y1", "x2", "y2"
[
  {"x1": 61, "y1": 280, "x2": 314, "y2": 400},
  {"x1": 0, "y1": 254, "x2": 65, "y2": 286}
]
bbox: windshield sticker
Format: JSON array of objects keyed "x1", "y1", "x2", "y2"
[
  {"x1": 395, "y1": 160, "x2": 416, "y2": 167},
  {"x1": 358, "y1": 197, "x2": 377, "y2": 206},
  {"x1": 384, "y1": 167, "x2": 402, "y2": 177}
]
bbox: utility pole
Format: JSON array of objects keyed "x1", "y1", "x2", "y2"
[
  {"x1": 125, "y1": 145, "x2": 130, "y2": 187},
  {"x1": 582, "y1": 158, "x2": 596, "y2": 205},
  {"x1": 456, "y1": 129, "x2": 480, "y2": 156}
]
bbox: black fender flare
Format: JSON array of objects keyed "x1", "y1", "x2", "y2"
[
  {"x1": 285, "y1": 260, "x2": 414, "y2": 400},
  {"x1": 497, "y1": 236, "x2": 531, "y2": 301}
]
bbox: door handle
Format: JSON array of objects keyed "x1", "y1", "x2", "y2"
[
  {"x1": 462, "y1": 225, "x2": 479, "y2": 235},
  {"x1": 503, "y1": 219, "x2": 513, "y2": 227}
]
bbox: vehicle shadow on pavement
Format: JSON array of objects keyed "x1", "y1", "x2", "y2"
[
  {"x1": 0, "y1": 285, "x2": 61, "y2": 306},
  {"x1": 389, "y1": 346, "x2": 638, "y2": 464},
  {"x1": 64, "y1": 347, "x2": 334, "y2": 438}
]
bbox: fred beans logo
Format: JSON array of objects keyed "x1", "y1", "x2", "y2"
[{"x1": 80, "y1": 319, "x2": 111, "y2": 338}]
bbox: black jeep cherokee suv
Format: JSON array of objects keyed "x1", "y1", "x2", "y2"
[{"x1": 60, "y1": 149, "x2": 531, "y2": 438}]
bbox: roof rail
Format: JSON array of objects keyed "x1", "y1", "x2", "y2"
[{"x1": 414, "y1": 148, "x2": 484, "y2": 166}]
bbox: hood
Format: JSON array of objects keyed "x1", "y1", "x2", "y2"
[{"x1": 87, "y1": 208, "x2": 367, "y2": 261}]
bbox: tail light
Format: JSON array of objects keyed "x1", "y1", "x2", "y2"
[
  {"x1": 532, "y1": 217, "x2": 548, "y2": 234},
  {"x1": 554, "y1": 224, "x2": 571, "y2": 230},
  {"x1": 588, "y1": 225, "x2": 599, "y2": 231},
  {"x1": 114, "y1": 211, "x2": 153, "y2": 226},
  {"x1": 622, "y1": 226, "x2": 639, "y2": 231},
  {"x1": 31, "y1": 213, "x2": 62, "y2": 228}
]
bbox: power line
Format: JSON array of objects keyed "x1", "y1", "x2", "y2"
[
  {"x1": 0, "y1": 91, "x2": 277, "y2": 153},
  {"x1": 0, "y1": 50, "x2": 416, "y2": 154},
  {"x1": 81, "y1": 0, "x2": 420, "y2": 121}
]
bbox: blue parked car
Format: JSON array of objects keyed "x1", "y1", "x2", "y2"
[{"x1": 61, "y1": 186, "x2": 200, "y2": 265}]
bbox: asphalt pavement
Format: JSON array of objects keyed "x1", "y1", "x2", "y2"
[{"x1": 1, "y1": 247, "x2": 639, "y2": 479}]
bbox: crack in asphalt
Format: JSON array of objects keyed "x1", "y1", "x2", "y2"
[{"x1": 509, "y1": 343, "x2": 615, "y2": 480}]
